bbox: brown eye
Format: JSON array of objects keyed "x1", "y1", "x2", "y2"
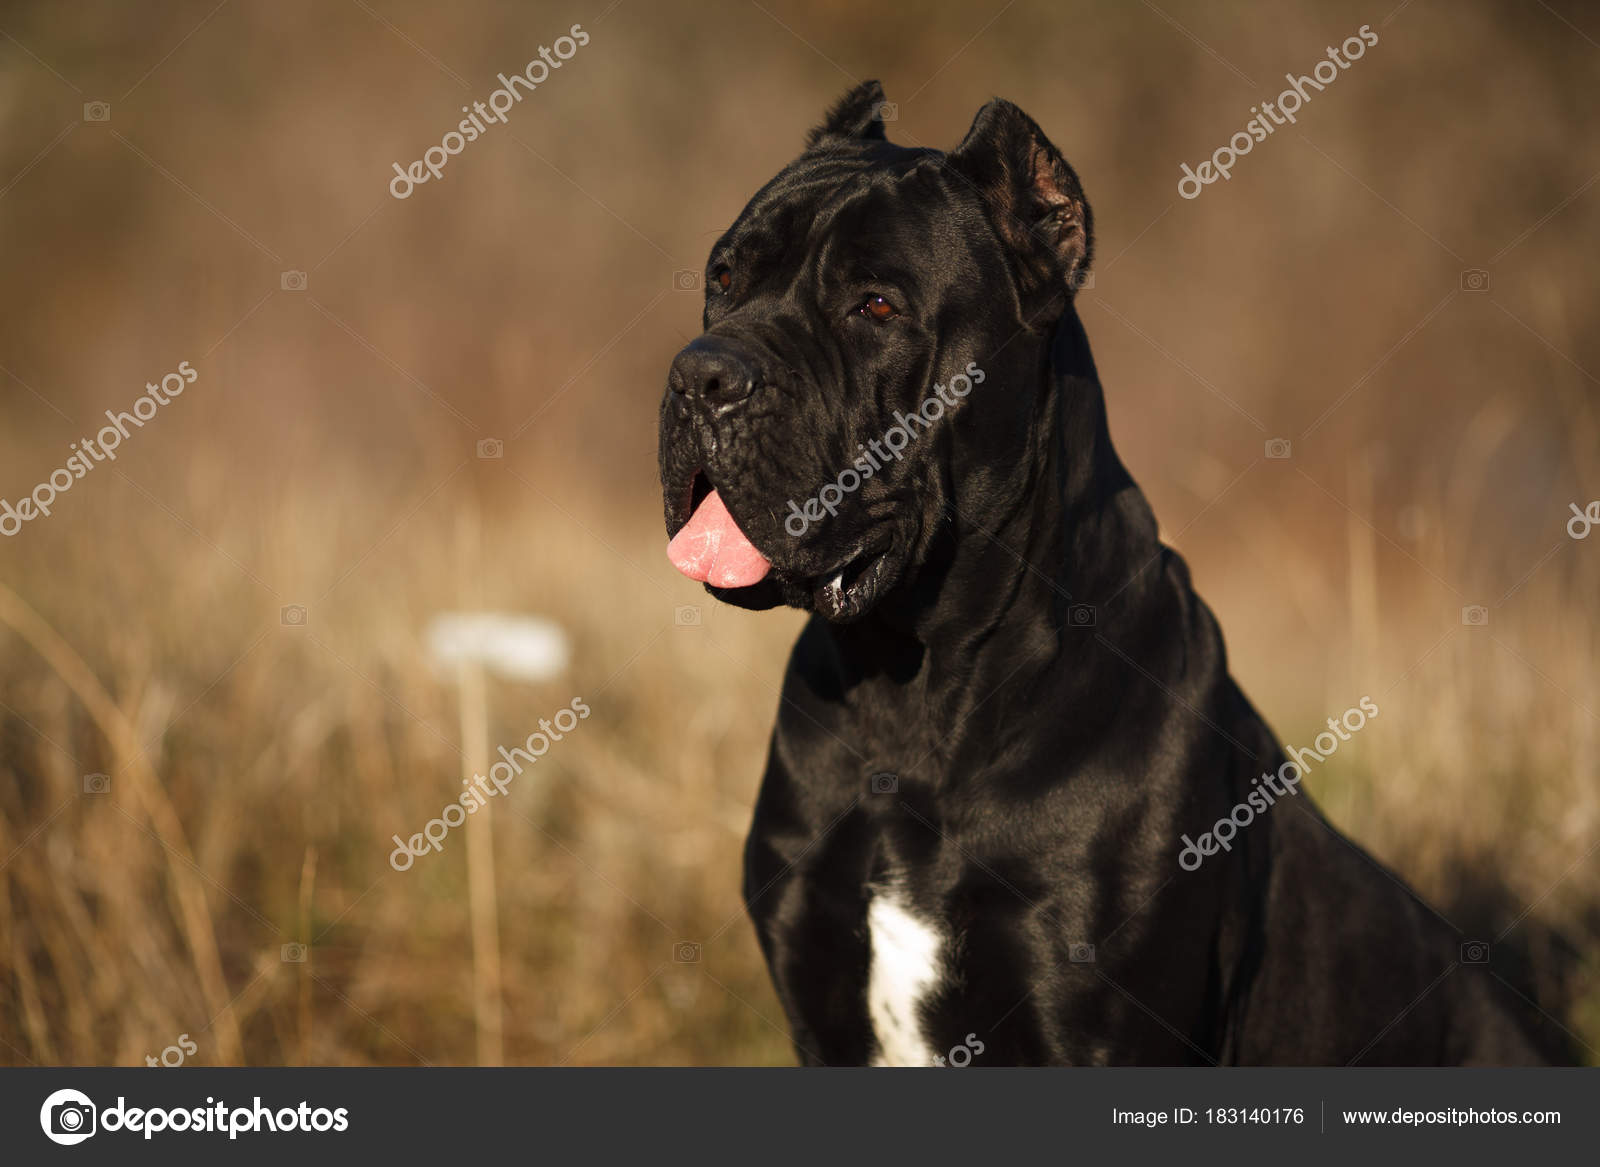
[
  {"x1": 859, "y1": 294, "x2": 898, "y2": 322},
  {"x1": 712, "y1": 266, "x2": 732, "y2": 292}
]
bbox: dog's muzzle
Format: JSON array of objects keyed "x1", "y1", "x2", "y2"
[{"x1": 663, "y1": 336, "x2": 773, "y2": 589}]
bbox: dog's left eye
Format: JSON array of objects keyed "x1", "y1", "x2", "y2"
[
  {"x1": 711, "y1": 265, "x2": 732, "y2": 293},
  {"x1": 857, "y1": 294, "x2": 899, "y2": 322}
]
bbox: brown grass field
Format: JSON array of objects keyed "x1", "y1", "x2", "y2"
[{"x1": 1, "y1": 0, "x2": 1596, "y2": 1065}]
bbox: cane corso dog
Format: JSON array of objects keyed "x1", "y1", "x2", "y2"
[{"x1": 658, "y1": 81, "x2": 1555, "y2": 1065}]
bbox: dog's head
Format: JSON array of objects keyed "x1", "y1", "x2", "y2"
[{"x1": 659, "y1": 81, "x2": 1093, "y2": 621}]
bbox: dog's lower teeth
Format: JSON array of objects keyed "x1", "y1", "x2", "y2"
[{"x1": 824, "y1": 571, "x2": 845, "y2": 598}]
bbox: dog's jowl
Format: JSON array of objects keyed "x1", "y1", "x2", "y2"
[{"x1": 658, "y1": 81, "x2": 1561, "y2": 1066}]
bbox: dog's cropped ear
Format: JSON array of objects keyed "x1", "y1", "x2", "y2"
[
  {"x1": 806, "y1": 80, "x2": 890, "y2": 148},
  {"x1": 950, "y1": 99, "x2": 1093, "y2": 313}
]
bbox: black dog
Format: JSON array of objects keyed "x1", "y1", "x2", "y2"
[{"x1": 659, "y1": 82, "x2": 1554, "y2": 1065}]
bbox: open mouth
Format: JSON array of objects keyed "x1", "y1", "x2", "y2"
[
  {"x1": 665, "y1": 469, "x2": 896, "y2": 621},
  {"x1": 666, "y1": 471, "x2": 774, "y2": 589},
  {"x1": 688, "y1": 469, "x2": 713, "y2": 514},
  {"x1": 809, "y1": 535, "x2": 893, "y2": 622}
]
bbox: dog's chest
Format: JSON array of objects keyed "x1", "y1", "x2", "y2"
[{"x1": 865, "y1": 887, "x2": 948, "y2": 1066}]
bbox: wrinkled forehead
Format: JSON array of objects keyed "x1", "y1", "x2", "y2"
[{"x1": 714, "y1": 147, "x2": 972, "y2": 280}]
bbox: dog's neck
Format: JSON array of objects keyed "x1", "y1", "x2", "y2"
[{"x1": 827, "y1": 310, "x2": 1172, "y2": 708}]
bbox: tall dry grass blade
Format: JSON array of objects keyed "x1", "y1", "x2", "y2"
[
  {"x1": 455, "y1": 507, "x2": 504, "y2": 1066},
  {"x1": 0, "y1": 872, "x2": 54, "y2": 1063},
  {"x1": 0, "y1": 580, "x2": 245, "y2": 1063},
  {"x1": 297, "y1": 846, "x2": 317, "y2": 1065},
  {"x1": 1346, "y1": 452, "x2": 1381, "y2": 698}
]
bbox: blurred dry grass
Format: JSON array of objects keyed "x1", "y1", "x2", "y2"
[{"x1": 0, "y1": 0, "x2": 1597, "y2": 1064}]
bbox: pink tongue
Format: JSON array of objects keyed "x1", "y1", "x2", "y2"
[{"x1": 668, "y1": 489, "x2": 772, "y2": 588}]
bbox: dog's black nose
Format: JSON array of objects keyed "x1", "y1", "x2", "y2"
[{"x1": 668, "y1": 337, "x2": 757, "y2": 407}]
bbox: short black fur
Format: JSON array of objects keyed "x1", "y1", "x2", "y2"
[{"x1": 658, "y1": 82, "x2": 1565, "y2": 1066}]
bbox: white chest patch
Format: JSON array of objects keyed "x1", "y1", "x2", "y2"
[{"x1": 866, "y1": 889, "x2": 945, "y2": 1067}]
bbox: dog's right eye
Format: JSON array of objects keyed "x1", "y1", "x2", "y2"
[
  {"x1": 710, "y1": 265, "x2": 732, "y2": 293},
  {"x1": 857, "y1": 294, "x2": 899, "y2": 323}
]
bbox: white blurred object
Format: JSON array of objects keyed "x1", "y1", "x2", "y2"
[{"x1": 425, "y1": 612, "x2": 570, "y2": 683}]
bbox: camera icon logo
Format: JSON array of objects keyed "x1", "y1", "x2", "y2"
[
  {"x1": 1460, "y1": 940, "x2": 1490, "y2": 964},
  {"x1": 1461, "y1": 605, "x2": 1489, "y2": 627},
  {"x1": 281, "y1": 942, "x2": 308, "y2": 963},
  {"x1": 1265, "y1": 438, "x2": 1292, "y2": 460},
  {"x1": 476, "y1": 438, "x2": 504, "y2": 460},
  {"x1": 40, "y1": 1088, "x2": 97, "y2": 1145},
  {"x1": 83, "y1": 773, "x2": 111, "y2": 795},
  {"x1": 1068, "y1": 603, "x2": 1096, "y2": 628},
  {"x1": 1068, "y1": 942, "x2": 1096, "y2": 964},
  {"x1": 281, "y1": 604, "x2": 307, "y2": 627},
  {"x1": 280, "y1": 270, "x2": 307, "y2": 292},
  {"x1": 872, "y1": 100, "x2": 900, "y2": 122},
  {"x1": 675, "y1": 604, "x2": 702, "y2": 627},
  {"x1": 1067, "y1": 269, "x2": 1095, "y2": 292},
  {"x1": 673, "y1": 940, "x2": 702, "y2": 963},
  {"x1": 83, "y1": 102, "x2": 110, "y2": 122},
  {"x1": 1460, "y1": 268, "x2": 1490, "y2": 292},
  {"x1": 869, "y1": 771, "x2": 899, "y2": 795},
  {"x1": 672, "y1": 270, "x2": 702, "y2": 291}
]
